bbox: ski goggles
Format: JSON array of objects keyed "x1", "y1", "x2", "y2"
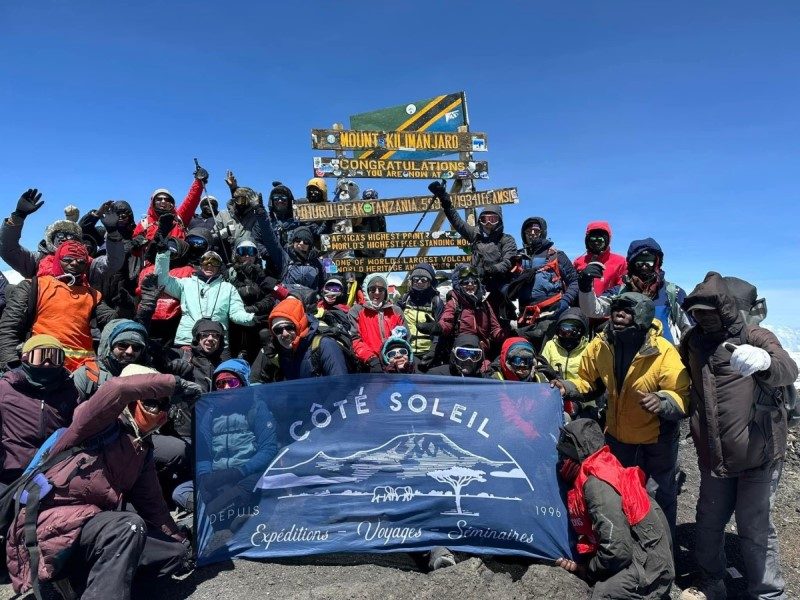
[
  {"x1": 323, "y1": 283, "x2": 344, "y2": 294},
  {"x1": 271, "y1": 323, "x2": 297, "y2": 335},
  {"x1": 479, "y1": 214, "x2": 500, "y2": 225},
  {"x1": 185, "y1": 235, "x2": 209, "y2": 251},
  {"x1": 362, "y1": 189, "x2": 379, "y2": 200},
  {"x1": 557, "y1": 322, "x2": 584, "y2": 338},
  {"x1": 453, "y1": 347, "x2": 483, "y2": 362},
  {"x1": 460, "y1": 278, "x2": 479, "y2": 287},
  {"x1": 201, "y1": 256, "x2": 223, "y2": 268},
  {"x1": 236, "y1": 246, "x2": 258, "y2": 257},
  {"x1": 22, "y1": 346, "x2": 65, "y2": 368},
  {"x1": 215, "y1": 375, "x2": 242, "y2": 389},
  {"x1": 271, "y1": 194, "x2": 290, "y2": 203},
  {"x1": 507, "y1": 355, "x2": 535, "y2": 368},
  {"x1": 386, "y1": 347, "x2": 409, "y2": 360}
]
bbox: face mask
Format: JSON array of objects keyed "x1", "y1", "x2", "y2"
[
  {"x1": 125, "y1": 399, "x2": 168, "y2": 440},
  {"x1": 692, "y1": 310, "x2": 724, "y2": 333},
  {"x1": 585, "y1": 233, "x2": 608, "y2": 254}
]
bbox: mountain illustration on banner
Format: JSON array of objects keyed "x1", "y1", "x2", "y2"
[{"x1": 256, "y1": 432, "x2": 532, "y2": 515}]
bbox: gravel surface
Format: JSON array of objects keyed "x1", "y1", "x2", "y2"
[{"x1": 2, "y1": 425, "x2": 798, "y2": 600}]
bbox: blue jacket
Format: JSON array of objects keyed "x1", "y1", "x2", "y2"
[
  {"x1": 197, "y1": 359, "x2": 277, "y2": 477},
  {"x1": 276, "y1": 316, "x2": 348, "y2": 380}
]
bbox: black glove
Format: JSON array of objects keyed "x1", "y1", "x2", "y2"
[
  {"x1": 12, "y1": 189, "x2": 44, "y2": 220},
  {"x1": 151, "y1": 233, "x2": 169, "y2": 255},
  {"x1": 259, "y1": 276, "x2": 280, "y2": 294},
  {"x1": 157, "y1": 213, "x2": 176, "y2": 236},
  {"x1": 100, "y1": 207, "x2": 119, "y2": 233},
  {"x1": 202, "y1": 467, "x2": 241, "y2": 491},
  {"x1": 139, "y1": 273, "x2": 163, "y2": 305},
  {"x1": 367, "y1": 357, "x2": 383, "y2": 373},
  {"x1": 416, "y1": 321, "x2": 442, "y2": 336},
  {"x1": 193, "y1": 160, "x2": 209, "y2": 184},
  {"x1": 577, "y1": 262, "x2": 604, "y2": 293},
  {"x1": 116, "y1": 286, "x2": 136, "y2": 312},
  {"x1": 173, "y1": 376, "x2": 204, "y2": 403},
  {"x1": 130, "y1": 234, "x2": 148, "y2": 250},
  {"x1": 427, "y1": 180, "x2": 451, "y2": 207}
]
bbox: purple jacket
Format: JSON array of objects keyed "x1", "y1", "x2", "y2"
[
  {"x1": 6, "y1": 374, "x2": 182, "y2": 593},
  {"x1": 0, "y1": 369, "x2": 78, "y2": 481}
]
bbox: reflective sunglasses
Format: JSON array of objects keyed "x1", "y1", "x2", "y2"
[
  {"x1": 507, "y1": 355, "x2": 534, "y2": 368},
  {"x1": 634, "y1": 259, "x2": 656, "y2": 268},
  {"x1": 323, "y1": 283, "x2": 344, "y2": 294},
  {"x1": 479, "y1": 214, "x2": 500, "y2": 225},
  {"x1": 453, "y1": 347, "x2": 483, "y2": 361},
  {"x1": 215, "y1": 376, "x2": 242, "y2": 389},
  {"x1": 201, "y1": 257, "x2": 222, "y2": 268},
  {"x1": 386, "y1": 347, "x2": 409, "y2": 359},
  {"x1": 21, "y1": 346, "x2": 65, "y2": 368},
  {"x1": 236, "y1": 246, "x2": 258, "y2": 257},
  {"x1": 271, "y1": 323, "x2": 297, "y2": 335}
]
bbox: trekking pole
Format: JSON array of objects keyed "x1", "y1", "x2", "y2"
[{"x1": 194, "y1": 158, "x2": 232, "y2": 266}]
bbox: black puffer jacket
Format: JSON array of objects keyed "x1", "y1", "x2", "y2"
[
  {"x1": 440, "y1": 203, "x2": 516, "y2": 292},
  {"x1": 680, "y1": 272, "x2": 798, "y2": 476}
]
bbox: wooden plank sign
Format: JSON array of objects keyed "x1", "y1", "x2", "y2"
[
  {"x1": 312, "y1": 129, "x2": 488, "y2": 153},
  {"x1": 330, "y1": 254, "x2": 470, "y2": 273},
  {"x1": 293, "y1": 188, "x2": 518, "y2": 222},
  {"x1": 326, "y1": 231, "x2": 469, "y2": 252},
  {"x1": 312, "y1": 156, "x2": 489, "y2": 180}
]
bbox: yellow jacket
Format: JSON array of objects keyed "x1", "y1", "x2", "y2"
[
  {"x1": 541, "y1": 336, "x2": 589, "y2": 382},
  {"x1": 569, "y1": 320, "x2": 690, "y2": 444}
]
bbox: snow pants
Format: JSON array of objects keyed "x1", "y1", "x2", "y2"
[{"x1": 695, "y1": 461, "x2": 785, "y2": 600}]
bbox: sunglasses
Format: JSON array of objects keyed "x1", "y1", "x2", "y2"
[
  {"x1": 479, "y1": 214, "x2": 500, "y2": 225},
  {"x1": 454, "y1": 347, "x2": 483, "y2": 361},
  {"x1": 293, "y1": 238, "x2": 311, "y2": 246},
  {"x1": 154, "y1": 196, "x2": 175, "y2": 205},
  {"x1": 61, "y1": 256, "x2": 87, "y2": 265},
  {"x1": 113, "y1": 341, "x2": 144, "y2": 352},
  {"x1": 272, "y1": 195, "x2": 289, "y2": 203},
  {"x1": 201, "y1": 258, "x2": 222, "y2": 268},
  {"x1": 461, "y1": 278, "x2": 478, "y2": 287},
  {"x1": 367, "y1": 286, "x2": 386, "y2": 294},
  {"x1": 634, "y1": 259, "x2": 656, "y2": 268},
  {"x1": 271, "y1": 323, "x2": 297, "y2": 335},
  {"x1": 21, "y1": 346, "x2": 65, "y2": 368},
  {"x1": 236, "y1": 246, "x2": 258, "y2": 257},
  {"x1": 411, "y1": 276, "x2": 431, "y2": 284},
  {"x1": 507, "y1": 355, "x2": 534, "y2": 368},
  {"x1": 386, "y1": 347, "x2": 409, "y2": 359},
  {"x1": 53, "y1": 233, "x2": 78, "y2": 242},
  {"x1": 199, "y1": 331, "x2": 222, "y2": 340},
  {"x1": 215, "y1": 376, "x2": 242, "y2": 389}
]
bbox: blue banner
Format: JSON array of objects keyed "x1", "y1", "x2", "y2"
[{"x1": 194, "y1": 375, "x2": 571, "y2": 566}]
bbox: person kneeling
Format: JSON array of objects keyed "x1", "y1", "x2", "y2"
[{"x1": 555, "y1": 418, "x2": 674, "y2": 600}]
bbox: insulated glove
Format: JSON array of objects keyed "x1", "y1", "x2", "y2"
[
  {"x1": 139, "y1": 273, "x2": 163, "y2": 307},
  {"x1": 100, "y1": 207, "x2": 119, "y2": 233},
  {"x1": 427, "y1": 180, "x2": 451, "y2": 207},
  {"x1": 173, "y1": 376, "x2": 204, "y2": 403},
  {"x1": 577, "y1": 262, "x2": 604, "y2": 293},
  {"x1": 416, "y1": 321, "x2": 442, "y2": 336},
  {"x1": 12, "y1": 188, "x2": 44, "y2": 220},
  {"x1": 157, "y1": 213, "x2": 176, "y2": 235},
  {"x1": 726, "y1": 343, "x2": 772, "y2": 377},
  {"x1": 193, "y1": 159, "x2": 209, "y2": 184},
  {"x1": 367, "y1": 357, "x2": 383, "y2": 373}
]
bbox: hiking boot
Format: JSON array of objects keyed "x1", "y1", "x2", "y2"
[
  {"x1": 679, "y1": 578, "x2": 727, "y2": 600},
  {"x1": 428, "y1": 546, "x2": 456, "y2": 570}
]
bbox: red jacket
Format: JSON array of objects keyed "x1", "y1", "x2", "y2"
[
  {"x1": 6, "y1": 374, "x2": 182, "y2": 593},
  {"x1": 573, "y1": 221, "x2": 627, "y2": 295},
  {"x1": 349, "y1": 302, "x2": 406, "y2": 364},
  {"x1": 438, "y1": 290, "x2": 504, "y2": 355},
  {"x1": 133, "y1": 179, "x2": 204, "y2": 241}
]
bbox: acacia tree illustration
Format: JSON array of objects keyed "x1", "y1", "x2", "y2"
[{"x1": 427, "y1": 467, "x2": 486, "y2": 515}]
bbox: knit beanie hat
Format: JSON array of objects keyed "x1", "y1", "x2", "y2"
[
  {"x1": 410, "y1": 267, "x2": 433, "y2": 282},
  {"x1": 269, "y1": 297, "x2": 311, "y2": 349},
  {"x1": 291, "y1": 227, "x2": 314, "y2": 245},
  {"x1": 269, "y1": 181, "x2": 294, "y2": 202},
  {"x1": 22, "y1": 334, "x2": 63, "y2": 354}
]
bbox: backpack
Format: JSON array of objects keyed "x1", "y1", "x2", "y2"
[
  {"x1": 738, "y1": 326, "x2": 797, "y2": 422},
  {"x1": 309, "y1": 315, "x2": 359, "y2": 376},
  {"x1": 0, "y1": 428, "x2": 83, "y2": 596}
]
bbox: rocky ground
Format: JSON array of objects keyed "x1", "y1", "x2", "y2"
[{"x1": 2, "y1": 426, "x2": 798, "y2": 600}]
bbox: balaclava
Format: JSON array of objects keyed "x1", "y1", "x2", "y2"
[
  {"x1": 199, "y1": 196, "x2": 218, "y2": 218},
  {"x1": 120, "y1": 364, "x2": 168, "y2": 440},
  {"x1": 522, "y1": 217, "x2": 548, "y2": 253},
  {"x1": 20, "y1": 334, "x2": 69, "y2": 391},
  {"x1": 451, "y1": 333, "x2": 483, "y2": 376},
  {"x1": 269, "y1": 182, "x2": 294, "y2": 219}
]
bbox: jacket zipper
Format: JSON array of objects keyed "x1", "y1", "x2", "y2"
[{"x1": 39, "y1": 399, "x2": 46, "y2": 440}]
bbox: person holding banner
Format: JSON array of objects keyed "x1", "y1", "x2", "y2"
[
  {"x1": 553, "y1": 293, "x2": 690, "y2": 537},
  {"x1": 555, "y1": 418, "x2": 675, "y2": 599}
]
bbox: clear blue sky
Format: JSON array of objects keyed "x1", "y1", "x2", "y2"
[{"x1": 1, "y1": 1, "x2": 798, "y2": 325}]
